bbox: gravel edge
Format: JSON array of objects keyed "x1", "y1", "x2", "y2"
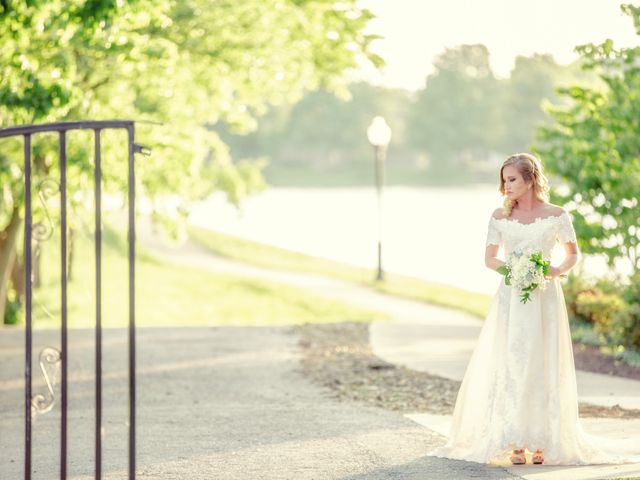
[{"x1": 292, "y1": 321, "x2": 640, "y2": 420}]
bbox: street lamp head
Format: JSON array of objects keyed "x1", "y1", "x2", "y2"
[{"x1": 367, "y1": 116, "x2": 392, "y2": 148}]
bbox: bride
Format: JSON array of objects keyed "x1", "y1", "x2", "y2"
[{"x1": 430, "y1": 153, "x2": 640, "y2": 466}]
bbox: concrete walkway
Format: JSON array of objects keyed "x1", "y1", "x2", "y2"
[{"x1": 0, "y1": 327, "x2": 518, "y2": 480}]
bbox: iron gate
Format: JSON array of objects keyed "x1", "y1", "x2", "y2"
[{"x1": 0, "y1": 120, "x2": 143, "y2": 479}]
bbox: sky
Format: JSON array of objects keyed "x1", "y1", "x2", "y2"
[{"x1": 354, "y1": 0, "x2": 640, "y2": 91}]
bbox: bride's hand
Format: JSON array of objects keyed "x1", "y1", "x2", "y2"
[{"x1": 545, "y1": 266, "x2": 561, "y2": 280}]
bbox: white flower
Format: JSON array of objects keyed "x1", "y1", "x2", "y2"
[{"x1": 500, "y1": 249, "x2": 550, "y2": 304}]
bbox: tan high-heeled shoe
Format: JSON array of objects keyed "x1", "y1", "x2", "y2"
[
  {"x1": 510, "y1": 448, "x2": 526, "y2": 464},
  {"x1": 532, "y1": 449, "x2": 544, "y2": 464}
]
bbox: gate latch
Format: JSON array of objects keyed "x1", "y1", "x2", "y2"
[{"x1": 133, "y1": 143, "x2": 151, "y2": 156}]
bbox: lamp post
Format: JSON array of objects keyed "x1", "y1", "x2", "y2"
[{"x1": 367, "y1": 116, "x2": 391, "y2": 282}]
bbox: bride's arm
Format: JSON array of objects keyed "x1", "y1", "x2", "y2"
[
  {"x1": 549, "y1": 242, "x2": 580, "y2": 278},
  {"x1": 485, "y1": 244, "x2": 505, "y2": 271}
]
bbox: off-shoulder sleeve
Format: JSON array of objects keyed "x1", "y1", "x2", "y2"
[
  {"x1": 557, "y1": 210, "x2": 577, "y2": 244},
  {"x1": 485, "y1": 217, "x2": 502, "y2": 247}
]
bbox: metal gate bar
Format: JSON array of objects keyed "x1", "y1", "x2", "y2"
[
  {"x1": 0, "y1": 120, "x2": 139, "y2": 479},
  {"x1": 94, "y1": 129, "x2": 103, "y2": 479},
  {"x1": 59, "y1": 130, "x2": 68, "y2": 479},
  {"x1": 127, "y1": 125, "x2": 137, "y2": 479},
  {"x1": 23, "y1": 133, "x2": 33, "y2": 480}
]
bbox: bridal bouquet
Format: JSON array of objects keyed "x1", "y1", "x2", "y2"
[{"x1": 497, "y1": 250, "x2": 550, "y2": 304}]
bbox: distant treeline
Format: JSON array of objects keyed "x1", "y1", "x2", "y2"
[{"x1": 218, "y1": 44, "x2": 598, "y2": 186}]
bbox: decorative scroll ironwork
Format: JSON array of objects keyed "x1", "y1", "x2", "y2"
[
  {"x1": 32, "y1": 178, "x2": 60, "y2": 242},
  {"x1": 30, "y1": 346, "x2": 61, "y2": 418}
]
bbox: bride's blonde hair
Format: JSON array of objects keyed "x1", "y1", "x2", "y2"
[{"x1": 499, "y1": 153, "x2": 550, "y2": 216}]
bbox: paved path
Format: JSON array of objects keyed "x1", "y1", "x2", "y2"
[{"x1": 0, "y1": 327, "x2": 519, "y2": 480}]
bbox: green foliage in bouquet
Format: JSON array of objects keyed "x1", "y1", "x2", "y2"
[
  {"x1": 496, "y1": 265, "x2": 511, "y2": 286},
  {"x1": 496, "y1": 252, "x2": 550, "y2": 304},
  {"x1": 520, "y1": 253, "x2": 551, "y2": 304},
  {"x1": 530, "y1": 252, "x2": 551, "y2": 276}
]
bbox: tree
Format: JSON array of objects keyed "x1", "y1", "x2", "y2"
[
  {"x1": 407, "y1": 44, "x2": 503, "y2": 180},
  {"x1": 219, "y1": 82, "x2": 411, "y2": 177},
  {"x1": 500, "y1": 54, "x2": 571, "y2": 153},
  {"x1": 0, "y1": 0, "x2": 382, "y2": 322},
  {"x1": 534, "y1": 4, "x2": 640, "y2": 274}
]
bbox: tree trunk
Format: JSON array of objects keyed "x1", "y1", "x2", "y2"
[
  {"x1": 0, "y1": 208, "x2": 22, "y2": 325},
  {"x1": 33, "y1": 241, "x2": 41, "y2": 289},
  {"x1": 11, "y1": 251, "x2": 25, "y2": 296}
]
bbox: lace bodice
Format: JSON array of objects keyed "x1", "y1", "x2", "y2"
[{"x1": 485, "y1": 210, "x2": 577, "y2": 258}]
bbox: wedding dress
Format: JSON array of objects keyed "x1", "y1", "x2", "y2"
[{"x1": 430, "y1": 211, "x2": 640, "y2": 465}]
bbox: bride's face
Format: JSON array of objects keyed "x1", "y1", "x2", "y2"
[{"x1": 502, "y1": 165, "x2": 531, "y2": 201}]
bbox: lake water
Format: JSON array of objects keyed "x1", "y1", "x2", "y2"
[{"x1": 188, "y1": 186, "x2": 614, "y2": 295}]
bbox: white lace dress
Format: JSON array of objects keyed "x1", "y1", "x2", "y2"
[{"x1": 430, "y1": 211, "x2": 640, "y2": 465}]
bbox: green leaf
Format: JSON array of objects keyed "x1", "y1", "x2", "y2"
[{"x1": 496, "y1": 265, "x2": 510, "y2": 276}]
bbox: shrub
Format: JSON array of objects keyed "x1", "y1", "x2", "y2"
[
  {"x1": 622, "y1": 272, "x2": 640, "y2": 305},
  {"x1": 617, "y1": 302, "x2": 640, "y2": 348},
  {"x1": 595, "y1": 276, "x2": 625, "y2": 295},
  {"x1": 564, "y1": 272, "x2": 640, "y2": 350},
  {"x1": 620, "y1": 272, "x2": 640, "y2": 348},
  {"x1": 575, "y1": 290, "x2": 628, "y2": 343},
  {"x1": 563, "y1": 273, "x2": 593, "y2": 321},
  {"x1": 3, "y1": 289, "x2": 21, "y2": 325}
]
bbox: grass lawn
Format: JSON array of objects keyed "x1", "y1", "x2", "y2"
[
  {"x1": 31, "y1": 226, "x2": 385, "y2": 328},
  {"x1": 188, "y1": 226, "x2": 493, "y2": 319}
]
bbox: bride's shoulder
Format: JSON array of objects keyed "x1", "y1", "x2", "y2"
[
  {"x1": 541, "y1": 203, "x2": 567, "y2": 217},
  {"x1": 490, "y1": 207, "x2": 507, "y2": 220}
]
